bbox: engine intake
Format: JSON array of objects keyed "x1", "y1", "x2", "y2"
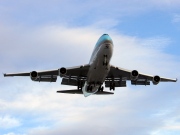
[
  {"x1": 131, "y1": 70, "x2": 139, "y2": 80},
  {"x1": 30, "y1": 71, "x2": 38, "y2": 80},
  {"x1": 152, "y1": 75, "x2": 161, "y2": 85},
  {"x1": 59, "y1": 67, "x2": 67, "y2": 76}
]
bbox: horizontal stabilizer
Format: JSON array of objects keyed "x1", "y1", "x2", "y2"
[
  {"x1": 95, "y1": 91, "x2": 114, "y2": 95},
  {"x1": 57, "y1": 89, "x2": 83, "y2": 94},
  {"x1": 57, "y1": 89, "x2": 114, "y2": 95}
]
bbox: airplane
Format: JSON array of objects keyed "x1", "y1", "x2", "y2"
[{"x1": 4, "y1": 34, "x2": 177, "y2": 97}]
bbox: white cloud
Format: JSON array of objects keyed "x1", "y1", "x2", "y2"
[
  {"x1": 172, "y1": 14, "x2": 180, "y2": 23},
  {"x1": 1, "y1": 0, "x2": 180, "y2": 27},
  {"x1": 0, "y1": 115, "x2": 21, "y2": 129},
  {"x1": 3, "y1": 133, "x2": 26, "y2": 135}
]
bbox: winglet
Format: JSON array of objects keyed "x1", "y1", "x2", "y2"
[
  {"x1": 3, "y1": 73, "x2": 6, "y2": 77},
  {"x1": 176, "y1": 78, "x2": 178, "y2": 82}
]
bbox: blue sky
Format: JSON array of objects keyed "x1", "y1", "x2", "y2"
[{"x1": 0, "y1": 0, "x2": 180, "y2": 135}]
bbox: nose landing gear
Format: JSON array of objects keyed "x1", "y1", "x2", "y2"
[{"x1": 103, "y1": 55, "x2": 108, "y2": 66}]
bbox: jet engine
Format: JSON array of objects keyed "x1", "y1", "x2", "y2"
[
  {"x1": 130, "y1": 70, "x2": 139, "y2": 80},
  {"x1": 59, "y1": 67, "x2": 67, "y2": 76},
  {"x1": 30, "y1": 71, "x2": 38, "y2": 80},
  {"x1": 152, "y1": 75, "x2": 161, "y2": 85}
]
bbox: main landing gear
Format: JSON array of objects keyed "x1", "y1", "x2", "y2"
[
  {"x1": 98, "y1": 85, "x2": 104, "y2": 92},
  {"x1": 87, "y1": 85, "x2": 93, "y2": 92},
  {"x1": 110, "y1": 82, "x2": 115, "y2": 91},
  {"x1": 77, "y1": 81, "x2": 83, "y2": 90},
  {"x1": 86, "y1": 83, "x2": 104, "y2": 92}
]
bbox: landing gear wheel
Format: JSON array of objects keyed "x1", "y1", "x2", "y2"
[
  {"x1": 110, "y1": 82, "x2": 115, "y2": 91},
  {"x1": 90, "y1": 86, "x2": 93, "y2": 92},
  {"x1": 98, "y1": 85, "x2": 104, "y2": 92},
  {"x1": 87, "y1": 85, "x2": 90, "y2": 92},
  {"x1": 78, "y1": 85, "x2": 81, "y2": 90},
  {"x1": 100, "y1": 86, "x2": 104, "y2": 91},
  {"x1": 77, "y1": 81, "x2": 83, "y2": 90}
]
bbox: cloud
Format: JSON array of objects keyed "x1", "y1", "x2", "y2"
[
  {"x1": 3, "y1": 133, "x2": 26, "y2": 135},
  {"x1": 150, "y1": 0, "x2": 180, "y2": 7},
  {"x1": 0, "y1": 115, "x2": 21, "y2": 129},
  {"x1": 172, "y1": 14, "x2": 180, "y2": 23},
  {"x1": 1, "y1": 0, "x2": 180, "y2": 27},
  {"x1": 5, "y1": 85, "x2": 177, "y2": 135}
]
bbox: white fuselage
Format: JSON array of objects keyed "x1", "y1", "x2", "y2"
[{"x1": 82, "y1": 34, "x2": 113, "y2": 97}]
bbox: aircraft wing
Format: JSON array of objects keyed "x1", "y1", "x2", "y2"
[
  {"x1": 4, "y1": 69, "x2": 59, "y2": 77},
  {"x1": 107, "y1": 65, "x2": 177, "y2": 83},
  {"x1": 61, "y1": 64, "x2": 90, "y2": 77},
  {"x1": 4, "y1": 64, "x2": 90, "y2": 82}
]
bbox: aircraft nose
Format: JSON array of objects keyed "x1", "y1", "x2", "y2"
[
  {"x1": 102, "y1": 34, "x2": 112, "y2": 42},
  {"x1": 96, "y1": 34, "x2": 113, "y2": 46}
]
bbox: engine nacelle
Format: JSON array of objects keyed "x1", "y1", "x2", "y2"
[
  {"x1": 59, "y1": 67, "x2": 67, "y2": 76},
  {"x1": 30, "y1": 71, "x2": 38, "y2": 80},
  {"x1": 152, "y1": 75, "x2": 161, "y2": 85},
  {"x1": 130, "y1": 70, "x2": 139, "y2": 80}
]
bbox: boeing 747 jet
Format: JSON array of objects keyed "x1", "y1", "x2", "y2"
[{"x1": 4, "y1": 34, "x2": 177, "y2": 97}]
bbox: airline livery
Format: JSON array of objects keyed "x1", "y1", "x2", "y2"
[{"x1": 4, "y1": 34, "x2": 177, "y2": 97}]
